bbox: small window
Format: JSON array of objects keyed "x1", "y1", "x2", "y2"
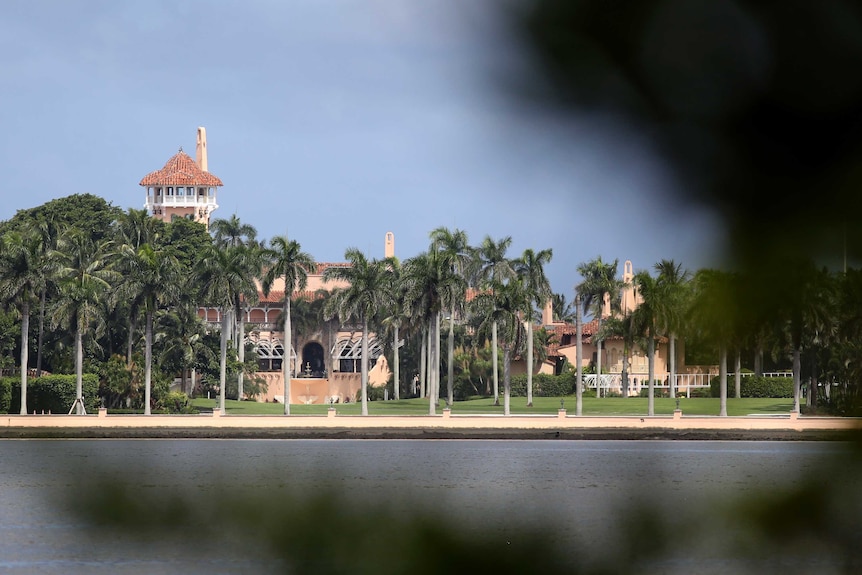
[{"x1": 167, "y1": 187, "x2": 174, "y2": 195}]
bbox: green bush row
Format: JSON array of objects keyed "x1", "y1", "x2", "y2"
[
  {"x1": 709, "y1": 376, "x2": 794, "y2": 398},
  {"x1": 0, "y1": 377, "x2": 10, "y2": 413},
  {"x1": 2, "y1": 374, "x2": 100, "y2": 414},
  {"x1": 509, "y1": 372, "x2": 576, "y2": 398}
]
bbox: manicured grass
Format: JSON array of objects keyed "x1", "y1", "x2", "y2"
[{"x1": 190, "y1": 396, "x2": 795, "y2": 417}]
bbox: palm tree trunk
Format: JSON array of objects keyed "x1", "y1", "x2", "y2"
[
  {"x1": 435, "y1": 312, "x2": 441, "y2": 406},
  {"x1": 669, "y1": 334, "x2": 677, "y2": 399},
  {"x1": 219, "y1": 310, "x2": 229, "y2": 413},
  {"x1": 734, "y1": 351, "x2": 742, "y2": 399},
  {"x1": 360, "y1": 318, "x2": 369, "y2": 416},
  {"x1": 526, "y1": 320, "x2": 534, "y2": 407},
  {"x1": 793, "y1": 348, "x2": 801, "y2": 412},
  {"x1": 429, "y1": 318, "x2": 437, "y2": 416},
  {"x1": 647, "y1": 327, "x2": 655, "y2": 416},
  {"x1": 284, "y1": 300, "x2": 292, "y2": 415},
  {"x1": 503, "y1": 346, "x2": 511, "y2": 416},
  {"x1": 719, "y1": 345, "x2": 728, "y2": 417},
  {"x1": 492, "y1": 321, "x2": 499, "y2": 406},
  {"x1": 419, "y1": 327, "x2": 427, "y2": 398},
  {"x1": 575, "y1": 295, "x2": 583, "y2": 416},
  {"x1": 237, "y1": 313, "x2": 245, "y2": 401},
  {"x1": 19, "y1": 302, "x2": 29, "y2": 415},
  {"x1": 596, "y1": 317, "x2": 603, "y2": 398},
  {"x1": 754, "y1": 346, "x2": 763, "y2": 377},
  {"x1": 144, "y1": 309, "x2": 153, "y2": 416},
  {"x1": 36, "y1": 289, "x2": 46, "y2": 377},
  {"x1": 127, "y1": 316, "x2": 136, "y2": 365},
  {"x1": 447, "y1": 310, "x2": 454, "y2": 407},
  {"x1": 393, "y1": 324, "x2": 400, "y2": 401},
  {"x1": 75, "y1": 326, "x2": 84, "y2": 415}
]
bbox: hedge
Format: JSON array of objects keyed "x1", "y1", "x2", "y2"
[
  {"x1": 9, "y1": 374, "x2": 100, "y2": 414},
  {"x1": 709, "y1": 375, "x2": 794, "y2": 398},
  {"x1": 0, "y1": 377, "x2": 11, "y2": 413},
  {"x1": 509, "y1": 372, "x2": 576, "y2": 398}
]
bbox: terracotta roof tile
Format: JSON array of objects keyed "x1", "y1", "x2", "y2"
[{"x1": 139, "y1": 150, "x2": 223, "y2": 187}]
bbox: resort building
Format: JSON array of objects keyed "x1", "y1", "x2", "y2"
[
  {"x1": 142, "y1": 128, "x2": 709, "y2": 403},
  {"x1": 140, "y1": 128, "x2": 389, "y2": 404}
]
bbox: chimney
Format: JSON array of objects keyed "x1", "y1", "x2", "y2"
[
  {"x1": 196, "y1": 127, "x2": 208, "y2": 171},
  {"x1": 542, "y1": 298, "x2": 554, "y2": 325}
]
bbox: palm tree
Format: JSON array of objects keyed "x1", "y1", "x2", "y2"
[
  {"x1": 33, "y1": 216, "x2": 63, "y2": 377},
  {"x1": 324, "y1": 249, "x2": 395, "y2": 416},
  {"x1": 196, "y1": 244, "x2": 259, "y2": 412},
  {"x1": 476, "y1": 236, "x2": 516, "y2": 405},
  {"x1": 516, "y1": 248, "x2": 553, "y2": 407},
  {"x1": 689, "y1": 269, "x2": 737, "y2": 416},
  {"x1": 210, "y1": 215, "x2": 258, "y2": 249},
  {"x1": 156, "y1": 298, "x2": 212, "y2": 395},
  {"x1": 471, "y1": 279, "x2": 529, "y2": 415},
  {"x1": 51, "y1": 231, "x2": 116, "y2": 414},
  {"x1": 378, "y1": 260, "x2": 406, "y2": 400},
  {"x1": 402, "y1": 250, "x2": 462, "y2": 413},
  {"x1": 261, "y1": 236, "x2": 315, "y2": 415},
  {"x1": 114, "y1": 209, "x2": 163, "y2": 365},
  {"x1": 632, "y1": 270, "x2": 660, "y2": 415},
  {"x1": 0, "y1": 230, "x2": 51, "y2": 414},
  {"x1": 552, "y1": 293, "x2": 577, "y2": 323},
  {"x1": 654, "y1": 260, "x2": 690, "y2": 399},
  {"x1": 576, "y1": 257, "x2": 622, "y2": 398},
  {"x1": 113, "y1": 242, "x2": 180, "y2": 414},
  {"x1": 430, "y1": 227, "x2": 471, "y2": 408},
  {"x1": 575, "y1": 293, "x2": 584, "y2": 415}
]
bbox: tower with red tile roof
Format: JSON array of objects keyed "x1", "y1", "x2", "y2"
[{"x1": 139, "y1": 127, "x2": 222, "y2": 229}]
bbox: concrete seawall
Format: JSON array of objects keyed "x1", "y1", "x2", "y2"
[{"x1": 2, "y1": 410, "x2": 859, "y2": 439}]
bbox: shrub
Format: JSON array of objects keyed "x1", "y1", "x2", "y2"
[
  {"x1": 0, "y1": 376, "x2": 11, "y2": 413},
  {"x1": 709, "y1": 375, "x2": 793, "y2": 398},
  {"x1": 638, "y1": 385, "x2": 669, "y2": 398},
  {"x1": 509, "y1": 372, "x2": 576, "y2": 398},
  {"x1": 157, "y1": 391, "x2": 195, "y2": 414},
  {"x1": 11, "y1": 374, "x2": 100, "y2": 414}
]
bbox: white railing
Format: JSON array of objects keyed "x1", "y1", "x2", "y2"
[{"x1": 581, "y1": 372, "x2": 794, "y2": 398}]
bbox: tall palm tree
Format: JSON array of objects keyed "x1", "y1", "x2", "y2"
[
  {"x1": 196, "y1": 244, "x2": 259, "y2": 412},
  {"x1": 471, "y1": 279, "x2": 529, "y2": 415},
  {"x1": 402, "y1": 250, "x2": 462, "y2": 413},
  {"x1": 654, "y1": 260, "x2": 690, "y2": 399},
  {"x1": 689, "y1": 269, "x2": 737, "y2": 416},
  {"x1": 324, "y1": 249, "x2": 395, "y2": 416},
  {"x1": 575, "y1": 293, "x2": 584, "y2": 415},
  {"x1": 33, "y1": 216, "x2": 63, "y2": 377},
  {"x1": 113, "y1": 242, "x2": 180, "y2": 415},
  {"x1": 210, "y1": 215, "x2": 258, "y2": 249},
  {"x1": 114, "y1": 209, "x2": 163, "y2": 365},
  {"x1": 476, "y1": 236, "x2": 516, "y2": 405},
  {"x1": 576, "y1": 257, "x2": 622, "y2": 398},
  {"x1": 430, "y1": 227, "x2": 471, "y2": 407},
  {"x1": 51, "y1": 231, "x2": 116, "y2": 414},
  {"x1": 378, "y1": 259, "x2": 406, "y2": 401},
  {"x1": 632, "y1": 270, "x2": 660, "y2": 415},
  {"x1": 516, "y1": 248, "x2": 553, "y2": 407},
  {"x1": 0, "y1": 230, "x2": 51, "y2": 414},
  {"x1": 261, "y1": 236, "x2": 315, "y2": 415}
]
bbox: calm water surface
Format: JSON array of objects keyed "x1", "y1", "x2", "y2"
[{"x1": 0, "y1": 439, "x2": 849, "y2": 574}]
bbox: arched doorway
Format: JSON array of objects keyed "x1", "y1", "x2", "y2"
[{"x1": 301, "y1": 342, "x2": 326, "y2": 377}]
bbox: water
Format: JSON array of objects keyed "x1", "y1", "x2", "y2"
[{"x1": 0, "y1": 440, "x2": 853, "y2": 574}]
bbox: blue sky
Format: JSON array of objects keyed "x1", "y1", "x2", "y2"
[{"x1": 0, "y1": 0, "x2": 722, "y2": 296}]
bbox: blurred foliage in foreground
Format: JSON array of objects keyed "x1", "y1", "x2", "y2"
[{"x1": 71, "y1": 434, "x2": 862, "y2": 574}]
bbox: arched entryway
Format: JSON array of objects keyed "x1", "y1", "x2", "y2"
[{"x1": 301, "y1": 342, "x2": 326, "y2": 377}]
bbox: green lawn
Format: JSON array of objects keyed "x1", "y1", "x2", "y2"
[{"x1": 190, "y1": 396, "x2": 794, "y2": 417}]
